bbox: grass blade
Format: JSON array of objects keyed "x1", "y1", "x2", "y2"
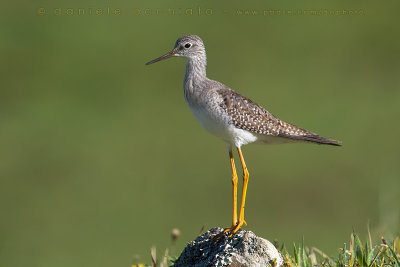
[
  {"x1": 368, "y1": 245, "x2": 383, "y2": 267},
  {"x1": 294, "y1": 242, "x2": 299, "y2": 265},
  {"x1": 354, "y1": 232, "x2": 366, "y2": 266},
  {"x1": 388, "y1": 242, "x2": 400, "y2": 266}
]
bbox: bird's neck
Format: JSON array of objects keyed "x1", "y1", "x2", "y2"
[
  {"x1": 184, "y1": 56, "x2": 207, "y2": 83},
  {"x1": 183, "y1": 55, "x2": 207, "y2": 106}
]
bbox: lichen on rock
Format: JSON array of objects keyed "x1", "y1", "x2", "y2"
[{"x1": 172, "y1": 227, "x2": 283, "y2": 267}]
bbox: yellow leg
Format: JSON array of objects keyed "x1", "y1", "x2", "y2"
[
  {"x1": 236, "y1": 147, "x2": 249, "y2": 229},
  {"x1": 223, "y1": 147, "x2": 249, "y2": 236},
  {"x1": 229, "y1": 149, "x2": 238, "y2": 227}
]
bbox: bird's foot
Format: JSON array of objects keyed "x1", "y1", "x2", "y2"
[
  {"x1": 213, "y1": 219, "x2": 247, "y2": 242},
  {"x1": 223, "y1": 219, "x2": 247, "y2": 237}
]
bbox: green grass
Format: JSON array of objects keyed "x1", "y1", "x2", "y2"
[
  {"x1": 280, "y1": 233, "x2": 400, "y2": 267},
  {"x1": 133, "y1": 231, "x2": 400, "y2": 267}
]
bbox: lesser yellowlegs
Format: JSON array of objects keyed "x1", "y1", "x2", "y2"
[{"x1": 146, "y1": 35, "x2": 341, "y2": 235}]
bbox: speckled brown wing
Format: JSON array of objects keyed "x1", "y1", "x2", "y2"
[{"x1": 217, "y1": 88, "x2": 341, "y2": 146}]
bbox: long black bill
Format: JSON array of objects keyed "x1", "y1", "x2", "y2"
[{"x1": 145, "y1": 50, "x2": 176, "y2": 65}]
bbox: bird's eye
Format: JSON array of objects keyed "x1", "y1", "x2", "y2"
[{"x1": 184, "y1": 43, "x2": 191, "y2": 48}]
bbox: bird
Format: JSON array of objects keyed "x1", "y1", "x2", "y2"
[{"x1": 145, "y1": 35, "x2": 341, "y2": 236}]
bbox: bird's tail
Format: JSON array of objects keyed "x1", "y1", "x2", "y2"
[{"x1": 278, "y1": 132, "x2": 342, "y2": 146}]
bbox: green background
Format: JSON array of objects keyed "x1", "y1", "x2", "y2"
[{"x1": 1, "y1": 0, "x2": 399, "y2": 266}]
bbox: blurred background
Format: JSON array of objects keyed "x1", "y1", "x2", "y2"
[{"x1": 1, "y1": 0, "x2": 399, "y2": 266}]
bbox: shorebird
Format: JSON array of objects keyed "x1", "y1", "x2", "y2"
[{"x1": 146, "y1": 35, "x2": 341, "y2": 235}]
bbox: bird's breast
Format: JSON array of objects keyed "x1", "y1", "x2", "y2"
[
  {"x1": 184, "y1": 88, "x2": 225, "y2": 132},
  {"x1": 184, "y1": 89, "x2": 258, "y2": 146}
]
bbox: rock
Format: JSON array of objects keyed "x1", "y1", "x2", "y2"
[{"x1": 172, "y1": 227, "x2": 283, "y2": 267}]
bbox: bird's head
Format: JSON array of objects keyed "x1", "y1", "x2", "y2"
[{"x1": 146, "y1": 35, "x2": 206, "y2": 65}]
